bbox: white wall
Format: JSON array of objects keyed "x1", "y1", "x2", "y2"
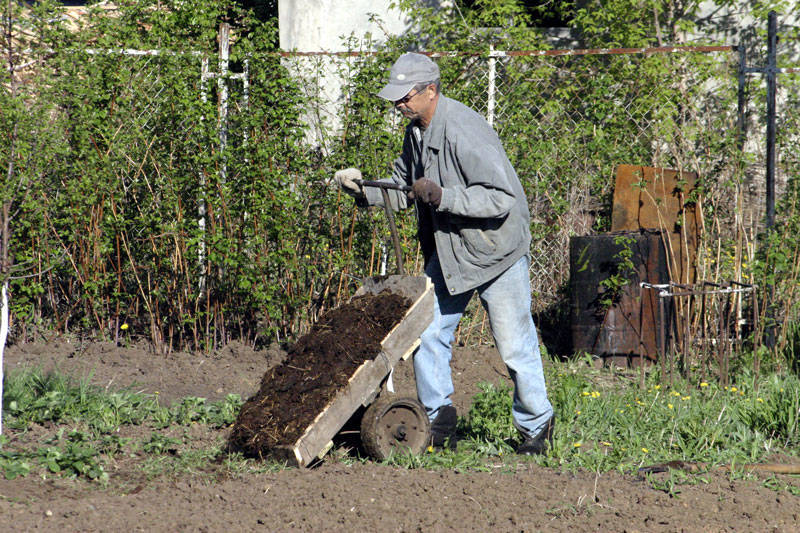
[
  {"x1": 279, "y1": 1, "x2": 419, "y2": 149},
  {"x1": 279, "y1": 0, "x2": 410, "y2": 52}
]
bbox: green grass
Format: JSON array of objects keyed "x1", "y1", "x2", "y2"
[
  {"x1": 375, "y1": 359, "x2": 800, "y2": 475},
  {"x1": 3, "y1": 361, "x2": 799, "y2": 484},
  {"x1": 0, "y1": 367, "x2": 250, "y2": 482}
]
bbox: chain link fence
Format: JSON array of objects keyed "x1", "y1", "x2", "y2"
[
  {"x1": 293, "y1": 47, "x2": 744, "y2": 311},
  {"x1": 5, "y1": 17, "x2": 799, "y2": 351}
]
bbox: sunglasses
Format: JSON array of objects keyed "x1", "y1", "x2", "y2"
[{"x1": 394, "y1": 88, "x2": 422, "y2": 105}]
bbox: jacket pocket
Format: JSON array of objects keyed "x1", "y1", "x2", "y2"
[
  {"x1": 461, "y1": 227, "x2": 496, "y2": 257},
  {"x1": 449, "y1": 215, "x2": 501, "y2": 266}
]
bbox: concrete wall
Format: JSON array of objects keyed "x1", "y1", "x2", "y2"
[
  {"x1": 279, "y1": 0, "x2": 410, "y2": 52},
  {"x1": 279, "y1": 1, "x2": 419, "y2": 149},
  {"x1": 694, "y1": 2, "x2": 798, "y2": 48}
]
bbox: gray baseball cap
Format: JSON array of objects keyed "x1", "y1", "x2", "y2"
[{"x1": 377, "y1": 52, "x2": 440, "y2": 101}]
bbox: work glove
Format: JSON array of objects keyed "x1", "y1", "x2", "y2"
[
  {"x1": 408, "y1": 178, "x2": 442, "y2": 207},
  {"x1": 333, "y1": 168, "x2": 365, "y2": 198}
]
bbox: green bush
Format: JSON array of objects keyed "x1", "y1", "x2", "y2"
[{"x1": 2, "y1": 0, "x2": 797, "y2": 364}]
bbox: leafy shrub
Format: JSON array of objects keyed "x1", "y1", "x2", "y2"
[{"x1": 464, "y1": 382, "x2": 516, "y2": 445}]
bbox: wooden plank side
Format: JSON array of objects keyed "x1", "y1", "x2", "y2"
[
  {"x1": 290, "y1": 356, "x2": 393, "y2": 466},
  {"x1": 381, "y1": 287, "x2": 433, "y2": 364},
  {"x1": 354, "y1": 275, "x2": 428, "y2": 300},
  {"x1": 611, "y1": 164, "x2": 702, "y2": 285},
  {"x1": 285, "y1": 275, "x2": 433, "y2": 467}
]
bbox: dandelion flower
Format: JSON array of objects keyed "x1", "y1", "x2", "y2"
[
  {"x1": 730, "y1": 387, "x2": 738, "y2": 392},
  {"x1": 654, "y1": 385, "x2": 661, "y2": 390},
  {"x1": 427, "y1": 445, "x2": 434, "y2": 453},
  {"x1": 582, "y1": 391, "x2": 590, "y2": 396},
  {"x1": 668, "y1": 403, "x2": 673, "y2": 409},
  {"x1": 601, "y1": 441, "x2": 612, "y2": 446},
  {"x1": 641, "y1": 447, "x2": 649, "y2": 453},
  {"x1": 573, "y1": 442, "x2": 582, "y2": 448},
  {"x1": 700, "y1": 382, "x2": 709, "y2": 388},
  {"x1": 120, "y1": 323, "x2": 129, "y2": 331},
  {"x1": 757, "y1": 398, "x2": 764, "y2": 403},
  {"x1": 681, "y1": 396, "x2": 691, "y2": 401},
  {"x1": 575, "y1": 410, "x2": 581, "y2": 415}
]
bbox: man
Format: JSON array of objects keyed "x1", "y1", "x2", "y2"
[{"x1": 334, "y1": 52, "x2": 554, "y2": 455}]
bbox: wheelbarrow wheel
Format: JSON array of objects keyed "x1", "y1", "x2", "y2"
[{"x1": 360, "y1": 396, "x2": 431, "y2": 460}]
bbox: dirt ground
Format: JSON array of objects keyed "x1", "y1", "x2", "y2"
[{"x1": 2, "y1": 338, "x2": 800, "y2": 532}]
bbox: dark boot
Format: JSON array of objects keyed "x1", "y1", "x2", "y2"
[
  {"x1": 430, "y1": 405, "x2": 457, "y2": 450},
  {"x1": 516, "y1": 415, "x2": 555, "y2": 456}
]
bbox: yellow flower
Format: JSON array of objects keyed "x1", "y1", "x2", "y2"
[
  {"x1": 654, "y1": 385, "x2": 661, "y2": 390},
  {"x1": 668, "y1": 403, "x2": 673, "y2": 409},
  {"x1": 601, "y1": 441, "x2": 612, "y2": 446},
  {"x1": 582, "y1": 391, "x2": 590, "y2": 396},
  {"x1": 642, "y1": 448, "x2": 649, "y2": 453},
  {"x1": 700, "y1": 382, "x2": 709, "y2": 388},
  {"x1": 427, "y1": 445, "x2": 434, "y2": 453},
  {"x1": 730, "y1": 387, "x2": 738, "y2": 392},
  {"x1": 757, "y1": 398, "x2": 764, "y2": 403},
  {"x1": 573, "y1": 442, "x2": 582, "y2": 448},
  {"x1": 739, "y1": 391, "x2": 745, "y2": 396},
  {"x1": 681, "y1": 396, "x2": 691, "y2": 401},
  {"x1": 120, "y1": 323, "x2": 129, "y2": 331},
  {"x1": 671, "y1": 391, "x2": 681, "y2": 397},
  {"x1": 575, "y1": 410, "x2": 581, "y2": 415}
]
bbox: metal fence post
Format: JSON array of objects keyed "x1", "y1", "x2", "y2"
[
  {"x1": 198, "y1": 55, "x2": 210, "y2": 297},
  {"x1": 765, "y1": 11, "x2": 777, "y2": 348},
  {"x1": 218, "y1": 22, "x2": 230, "y2": 184},
  {"x1": 487, "y1": 44, "x2": 496, "y2": 127},
  {"x1": 766, "y1": 11, "x2": 777, "y2": 230},
  {"x1": 737, "y1": 37, "x2": 747, "y2": 152}
]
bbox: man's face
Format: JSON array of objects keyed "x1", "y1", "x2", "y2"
[{"x1": 394, "y1": 84, "x2": 437, "y2": 125}]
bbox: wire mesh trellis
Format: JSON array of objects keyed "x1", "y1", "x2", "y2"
[
  {"x1": 6, "y1": 20, "x2": 799, "y2": 353},
  {"x1": 281, "y1": 41, "x2": 796, "y2": 356},
  {"x1": 398, "y1": 48, "x2": 742, "y2": 312}
]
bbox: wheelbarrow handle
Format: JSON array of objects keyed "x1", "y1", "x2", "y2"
[
  {"x1": 353, "y1": 180, "x2": 407, "y2": 275},
  {"x1": 356, "y1": 179, "x2": 412, "y2": 193}
]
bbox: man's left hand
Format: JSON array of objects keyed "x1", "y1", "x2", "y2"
[{"x1": 408, "y1": 178, "x2": 442, "y2": 207}]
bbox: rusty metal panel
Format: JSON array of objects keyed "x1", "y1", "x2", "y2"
[
  {"x1": 569, "y1": 231, "x2": 669, "y2": 360},
  {"x1": 611, "y1": 165, "x2": 702, "y2": 285}
]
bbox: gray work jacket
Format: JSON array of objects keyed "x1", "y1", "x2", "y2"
[{"x1": 364, "y1": 96, "x2": 531, "y2": 295}]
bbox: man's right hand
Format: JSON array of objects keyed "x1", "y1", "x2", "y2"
[{"x1": 334, "y1": 168, "x2": 365, "y2": 198}]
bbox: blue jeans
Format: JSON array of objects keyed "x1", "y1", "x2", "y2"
[{"x1": 414, "y1": 255, "x2": 554, "y2": 437}]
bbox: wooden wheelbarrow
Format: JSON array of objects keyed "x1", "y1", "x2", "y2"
[{"x1": 273, "y1": 180, "x2": 434, "y2": 467}]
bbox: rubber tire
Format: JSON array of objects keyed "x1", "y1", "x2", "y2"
[{"x1": 360, "y1": 396, "x2": 431, "y2": 460}]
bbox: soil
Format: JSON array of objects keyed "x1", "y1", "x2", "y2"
[
  {"x1": 229, "y1": 291, "x2": 411, "y2": 457},
  {"x1": 3, "y1": 337, "x2": 800, "y2": 531}
]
